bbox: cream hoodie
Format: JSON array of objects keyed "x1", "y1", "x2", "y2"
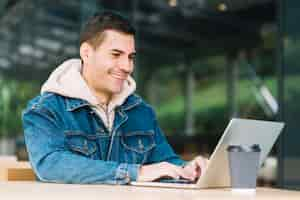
[{"x1": 41, "y1": 58, "x2": 136, "y2": 132}]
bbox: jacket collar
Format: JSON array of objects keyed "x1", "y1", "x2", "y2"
[{"x1": 65, "y1": 94, "x2": 142, "y2": 112}]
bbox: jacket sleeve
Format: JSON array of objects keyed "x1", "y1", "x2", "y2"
[
  {"x1": 22, "y1": 106, "x2": 140, "y2": 184},
  {"x1": 146, "y1": 107, "x2": 187, "y2": 166}
]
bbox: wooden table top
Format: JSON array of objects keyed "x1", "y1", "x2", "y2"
[{"x1": 1, "y1": 181, "x2": 300, "y2": 200}]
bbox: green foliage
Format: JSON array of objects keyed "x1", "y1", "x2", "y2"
[
  {"x1": 156, "y1": 77, "x2": 278, "y2": 136},
  {"x1": 0, "y1": 77, "x2": 39, "y2": 138}
]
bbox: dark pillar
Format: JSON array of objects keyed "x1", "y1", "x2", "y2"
[
  {"x1": 277, "y1": 0, "x2": 300, "y2": 190},
  {"x1": 226, "y1": 53, "x2": 239, "y2": 118}
]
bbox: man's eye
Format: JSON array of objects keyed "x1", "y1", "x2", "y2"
[
  {"x1": 112, "y1": 53, "x2": 120, "y2": 57},
  {"x1": 129, "y1": 56, "x2": 136, "y2": 61}
]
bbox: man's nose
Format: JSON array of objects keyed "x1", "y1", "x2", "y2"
[{"x1": 119, "y1": 58, "x2": 133, "y2": 73}]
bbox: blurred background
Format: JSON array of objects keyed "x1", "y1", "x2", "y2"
[{"x1": 0, "y1": 0, "x2": 299, "y2": 190}]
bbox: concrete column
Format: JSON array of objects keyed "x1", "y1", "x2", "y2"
[
  {"x1": 226, "y1": 54, "x2": 239, "y2": 118},
  {"x1": 183, "y1": 60, "x2": 195, "y2": 136}
]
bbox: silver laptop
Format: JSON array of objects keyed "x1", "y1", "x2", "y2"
[{"x1": 130, "y1": 118, "x2": 285, "y2": 189}]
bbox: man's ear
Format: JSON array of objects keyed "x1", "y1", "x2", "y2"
[{"x1": 80, "y1": 42, "x2": 92, "y2": 63}]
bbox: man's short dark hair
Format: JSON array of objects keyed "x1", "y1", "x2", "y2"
[{"x1": 79, "y1": 10, "x2": 136, "y2": 49}]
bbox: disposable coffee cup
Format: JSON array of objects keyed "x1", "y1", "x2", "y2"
[{"x1": 227, "y1": 144, "x2": 261, "y2": 194}]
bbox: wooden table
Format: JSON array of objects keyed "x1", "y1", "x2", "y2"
[{"x1": 0, "y1": 181, "x2": 300, "y2": 200}]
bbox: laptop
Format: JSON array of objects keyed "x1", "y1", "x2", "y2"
[{"x1": 130, "y1": 118, "x2": 285, "y2": 189}]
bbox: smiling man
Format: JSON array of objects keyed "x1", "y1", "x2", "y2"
[{"x1": 22, "y1": 11, "x2": 208, "y2": 184}]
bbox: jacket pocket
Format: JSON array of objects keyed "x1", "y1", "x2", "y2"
[
  {"x1": 65, "y1": 131, "x2": 98, "y2": 158},
  {"x1": 121, "y1": 130, "x2": 156, "y2": 155}
]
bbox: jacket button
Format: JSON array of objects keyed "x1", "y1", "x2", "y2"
[
  {"x1": 125, "y1": 174, "x2": 130, "y2": 182},
  {"x1": 138, "y1": 139, "x2": 144, "y2": 150}
]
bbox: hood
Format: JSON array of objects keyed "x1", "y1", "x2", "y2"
[{"x1": 41, "y1": 58, "x2": 136, "y2": 111}]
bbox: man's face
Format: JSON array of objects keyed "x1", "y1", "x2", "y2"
[{"x1": 82, "y1": 30, "x2": 136, "y2": 97}]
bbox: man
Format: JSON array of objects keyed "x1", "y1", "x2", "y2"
[{"x1": 22, "y1": 11, "x2": 208, "y2": 184}]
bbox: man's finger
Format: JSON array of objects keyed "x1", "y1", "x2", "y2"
[
  {"x1": 172, "y1": 165, "x2": 195, "y2": 180},
  {"x1": 181, "y1": 164, "x2": 199, "y2": 180},
  {"x1": 196, "y1": 157, "x2": 209, "y2": 177},
  {"x1": 184, "y1": 161, "x2": 198, "y2": 178},
  {"x1": 160, "y1": 163, "x2": 188, "y2": 180}
]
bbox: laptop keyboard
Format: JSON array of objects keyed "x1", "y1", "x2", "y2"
[{"x1": 156, "y1": 178, "x2": 196, "y2": 184}]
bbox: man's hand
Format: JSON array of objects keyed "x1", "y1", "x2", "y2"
[
  {"x1": 137, "y1": 162, "x2": 194, "y2": 182},
  {"x1": 182, "y1": 156, "x2": 209, "y2": 181}
]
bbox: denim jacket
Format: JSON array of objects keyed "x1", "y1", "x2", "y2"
[{"x1": 22, "y1": 92, "x2": 185, "y2": 184}]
